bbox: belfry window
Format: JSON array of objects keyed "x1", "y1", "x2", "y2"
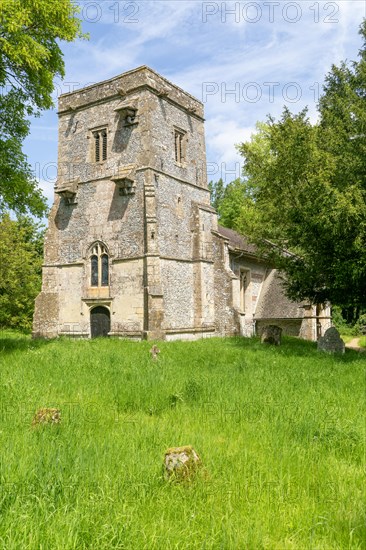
[
  {"x1": 90, "y1": 243, "x2": 109, "y2": 287},
  {"x1": 174, "y1": 129, "x2": 186, "y2": 163},
  {"x1": 93, "y1": 129, "x2": 107, "y2": 162}
]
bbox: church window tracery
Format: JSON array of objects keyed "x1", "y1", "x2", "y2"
[{"x1": 90, "y1": 243, "x2": 109, "y2": 287}]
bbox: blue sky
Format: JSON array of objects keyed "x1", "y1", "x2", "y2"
[{"x1": 24, "y1": 0, "x2": 366, "y2": 206}]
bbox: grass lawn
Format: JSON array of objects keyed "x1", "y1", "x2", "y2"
[
  {"x1": 359, "y1": 336, "x2": 366, "y2": 348},
  {"x1": 0, "y1": 331, "x2": 364, "y2": 549}
]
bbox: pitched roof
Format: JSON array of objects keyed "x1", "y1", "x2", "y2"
[
  {"x1": 217, "y1": 226, "x2": 258, "y2": 256},
  {"x1": 255, "y1": 270, "x2": 305, "y2": 319}
]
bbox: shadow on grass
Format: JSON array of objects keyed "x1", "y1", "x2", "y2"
[
  {"x1": 228, "y1": 335, "x2": 365, "y2": 363},
  {"x1": 0, "y1": 331, "x2": 52, "y2": 355}
]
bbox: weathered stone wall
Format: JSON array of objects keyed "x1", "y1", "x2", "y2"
[
  {"x1": 144, "y1": 80, "x2": 212, "y2": 338},
  {"x1": 161, "y1": 260, "x2": 194, "y2": 329},
  {"x1": 57, "y1": 93, "x2": 142, "y2": 188},
  {"x1": 109, "y1": 259, "x2": 144, "y2": 329},
  {"x1": 148, "y1": 94, "x2": 207, "y2": 187},
  {"x1": 212, "y1": 233, "x2": 239, "y2": 336},
  {"x1": 200, "y1": 262, "x2": 216, "y2": 325},
  {"x1": 229, "y1": 257, "x2": 267, "y2": 317},
  {"x1": 155, "y1": 175, "x2": 209, "y2": 260},
  {"x1": 34, "y1": 66, "x2": 210, "y2": 339},
  {"x1": 50, "y1": 141, "x2": 146, "y2": 264}
]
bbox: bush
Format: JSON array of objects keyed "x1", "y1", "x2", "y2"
[
  {"x1": 332, "y1": 306, "x2": 361, "y2": 336},
  {"x1": 355, "y1": 314, "x2": 366, "y2": 335}
]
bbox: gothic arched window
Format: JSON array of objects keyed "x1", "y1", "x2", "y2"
[{"x1": 90, "y1": 243, "x2": 109, "y2": 287}]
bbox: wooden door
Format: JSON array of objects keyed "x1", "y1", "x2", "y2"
[{"x1": 90, "y1": 306, "x2": 110, "y2": 338}]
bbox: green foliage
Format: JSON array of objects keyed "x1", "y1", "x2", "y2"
[
  {"x1": 332, "y1": 306, "x2": 366, "y2": 337},
  {"x1": 331, "y1": 306, "x2": 347, "y2": 329},
  {"x1": 234, "y1": 20, "x2": 366, "y2": 308},
  {"x1": 0, "y1": 334, "x2": 364, "y2": 548},
  {"x1": 358, "y1": 335, "x2": 366, "y2": 347},
  {"x1": 208, "y1": 178, "x2": 225, "y2": 210},
  {"x1": 0, "y1": 0, "x2": 86, "y2": 216},
  {"x1": 331, "y1": 306, "x2": 357, "y2": 336},
  {"x1": 208, "y1": 177, "x2": 249, "y2": 229},
  {"x1": 354, "y1": 313, "x2": 366, "y2": 335},
  {"x1": 0, "y1": 213, "x2": 44, "y2": 330},
  {"x1": 217, "y1": 178, "x2": 247, "y2": 228},
  {"x1": 0, "y1": 90, "x2": 47, "y2": 217}
]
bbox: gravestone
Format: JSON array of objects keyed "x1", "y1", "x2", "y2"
[
  {"x1": 32, "y1": 408, "x2": 61, "y2": 426},
  {"x1": 150, "y1": 345, "x2": 160, "y2": 360},
  {"x1": 163, "y1": 445, "x2": 201, "y2": 481},
  {"x1": 261, "y1": 325, "x2": 282, "y2": 346},
  {"x1": 317, "y1": 327, "x2": 345, "y2": 354}
]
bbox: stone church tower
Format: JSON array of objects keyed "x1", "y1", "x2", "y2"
[
  {"x1": 33, "y1": 66, "x2": 331, "y2": 340},
  {"x1": 33, "y1": 66, "x2": 220, "y2": 339}
]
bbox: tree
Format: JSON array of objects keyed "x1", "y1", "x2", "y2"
[
  {"x1": 0, "y1": 214, "x2": 44, "y2": 330},
  {"x1": 216, "y1": 178, "x2": 246, "y2": 228},
  {"x1": 235, "y1": 20, "x2": 366, "y2": 308},
  {"x1": 208, "y1": 177, "x2": 248, "y2": 227},
  {"x1": 208, "y1": 178, "x2": 225, "y2": 211},
  {"x1": 0, "y1": 0, "x2": 85, "y2": 217}
]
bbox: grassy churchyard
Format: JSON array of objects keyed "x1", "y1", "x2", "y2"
[{"x1": 0, "y1": 331, "x2": 364, "y2": 549}]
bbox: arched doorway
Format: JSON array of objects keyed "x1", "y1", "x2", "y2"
[{"x1": 90, "y1": 306, "x2": 110, "y2": 338}]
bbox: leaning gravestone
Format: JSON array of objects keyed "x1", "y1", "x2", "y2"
[
  {"x1": 317, "y1": 327, "x2": 345, "y2": 354},
  {"x1": 163, "y1": 445, "x2": 201, "y2": 482},
  {"x1": 261, "y1": 325, "x2": 282, "y2": 346}
]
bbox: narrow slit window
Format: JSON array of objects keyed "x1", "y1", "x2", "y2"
[
  {"x1": 94, "y1": 133, "x2": 100, "y2": 163},
  {"x1": 240, "y1": 270, "x2": 250, "y2": 312},
  {"x1": 174, "y1": 130, "x2": 186, "y2": 163},
  {"x1": 102, "y1": 130, "x2": 107, "y2": 161}
]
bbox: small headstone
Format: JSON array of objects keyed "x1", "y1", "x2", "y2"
[
  {"x1": 261, "y1": 325, "x2": 282, "y2": 346},
  {"x1": 317, "y1": 327, "x2": 345, "y2": 354},
  {"x1": 163, "y1": 445, "x2": 201, "y2": 482},
  {"x1": 150, "y1": 345, "x2": 160, "y2": 360},
  {"x1": 32, "y1": 408, "x2": 61, "y2": 426}
]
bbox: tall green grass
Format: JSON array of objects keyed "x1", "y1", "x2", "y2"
[{"x1": 0, "y1": 330, "x2": 364, "y2": 549}]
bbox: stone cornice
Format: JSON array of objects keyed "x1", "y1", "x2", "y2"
[{"x1": 58, "y1": 66, "x2": 204, "y2": 120}]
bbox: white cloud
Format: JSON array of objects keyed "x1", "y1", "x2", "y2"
[
  {"x1": 37, "y1": 179, "x2": 55, "y2": 207},
  {"x1": 24, "y1": 0, "x2": 366, "y2": 188}
]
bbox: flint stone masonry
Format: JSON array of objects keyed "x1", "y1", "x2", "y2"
[
  {"x1": 33, "y1": 66, "x2": 331, "y2": 341},
  {"x1": 317, "y1": 327, "x2": 345, "y2": 354}
]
